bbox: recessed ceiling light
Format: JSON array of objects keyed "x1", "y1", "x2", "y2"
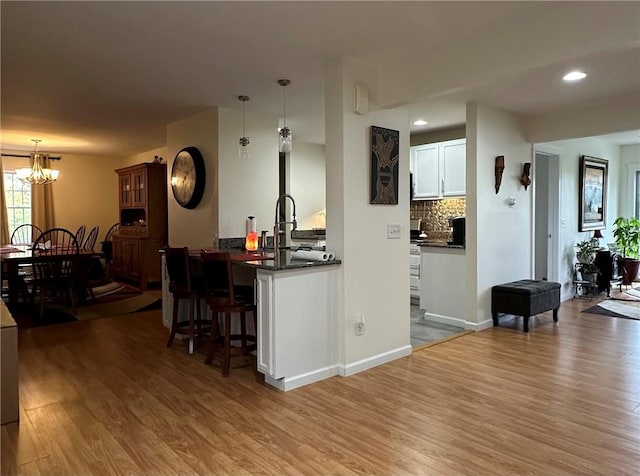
[
  {"x1": 563, "y1": 71, "x2": 587, "y2": 82},
  {"x1": 413, "y1": 119, "x2": 428, "y2": 126}
]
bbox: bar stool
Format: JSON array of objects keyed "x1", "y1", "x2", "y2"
[
  {"x1": 164, "y1": 247, "x2": 210, "y2": 354},
  {"x1": 200, "y1": 250, "x2": 256, "y2": 377}
]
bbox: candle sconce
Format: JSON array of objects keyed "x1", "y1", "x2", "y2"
[
  {"x1": 495, "y1": 156, "x2": 505, "y2": 194},
  {"x1": 520, "y1": 162, "x2": 532, "y2": 190}
]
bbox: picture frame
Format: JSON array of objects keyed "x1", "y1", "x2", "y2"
[
  {"x1": 370, "y1": 126, "x2": 399, "y2": 205},
  {"x1": 578, "y1": 155, "x2": 608, "y2": 231}
]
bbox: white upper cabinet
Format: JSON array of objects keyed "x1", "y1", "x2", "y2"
[
  {"x1": 411, "y1": 144, "x2": 440, "y2": 199},
  {"x1": 411, "y1": 138, "x2": 466, "y2": 200},
  {"x1": 441, "y1": 139, "x2": 466, "y2": 197}
]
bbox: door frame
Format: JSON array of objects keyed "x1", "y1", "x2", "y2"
[{"x1": 532, "y1": 144, "x2": 562, "y2": 283}]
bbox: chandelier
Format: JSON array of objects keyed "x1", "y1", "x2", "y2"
[
  {"x1": 16, "y1": 139, "x2": 60, "y2": 185},
  {"x1": 278, "y1": 79, "x2": 292, "y2": 153}
]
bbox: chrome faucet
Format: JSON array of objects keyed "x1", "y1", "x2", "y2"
[{"x1": 273, "y1": 193, "x2": 297, "y2": 252}]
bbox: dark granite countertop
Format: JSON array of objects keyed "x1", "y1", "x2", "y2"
[
  {"x1": 235, "y1": 249, "x2": 341, "y2": 271},
  {"x1": 411, "y1": 239, "x2": 465, "y2": 250}
]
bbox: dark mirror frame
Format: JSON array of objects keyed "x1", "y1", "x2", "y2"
[{"x1": 578, "y1": 155, "x2": 608, "y2": 232}]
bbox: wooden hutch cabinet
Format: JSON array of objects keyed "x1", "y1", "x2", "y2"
[{"x1": 112, "y1": 163, "x2": 167, "y2": 289}]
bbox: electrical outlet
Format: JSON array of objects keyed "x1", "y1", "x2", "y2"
[
  {"x1": 355, "y1": 314, "x2": 365, "y2": 336},
  {"x1": 387, "y1": 223, "x2": 401, "y2": 239}
]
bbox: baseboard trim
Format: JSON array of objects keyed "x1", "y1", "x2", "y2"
[
  {"x1": 423, "y1": 311, "x2": 493, "y2": 332},
  {"x1": 338, "y1": 345, "x2": 412, "y2": 377},
  {"x1": 264, "y1": 365, "x2": 339, "y2": 392},
  {"x1": 465, "y1": 318, "x2": 493, "y2": 331},
  {"x1": 423, "y1": 311, "x2": 466, "y2": 328}
]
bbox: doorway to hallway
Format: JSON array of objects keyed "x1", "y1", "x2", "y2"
[{"x1": 533, "y1": 145, "x2": 561, "y2": 283}]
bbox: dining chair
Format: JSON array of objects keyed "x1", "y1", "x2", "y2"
[
  {"x1": 83, "y1": 226, "x2": 99, "y2": 251},
  {"x1": 164, "y1": 247, "x2": 210, "y2": 354},
  {"x1": 8, "y1": 224, "x2": 43, "y2": 302},
  {"x1": 200, "y1": 250, "x2": 257, "y2": 377},
  {"x1": 101, "y1": 222, "x2": 120, "y2": 278},
  {"x1": 74, "y1": 225, "x2": 86, "y2": 248},
  {"x1": 31, "y1": 228, "x2": 79, "y2": 319},
  {"x1": 10, "y1": 224, "x2": 42, "y2": 246}
]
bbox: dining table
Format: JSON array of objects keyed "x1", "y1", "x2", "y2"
[{"x1": 1, "y1": 244, "x2": 103, "y2": 306}]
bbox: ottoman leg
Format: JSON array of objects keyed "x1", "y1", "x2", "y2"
[
  {"x1": 553, "y1": 307, "x2": 559, "y2": 322},
  {"x1": 492, "y1": 312, "x2": 499, "y2": 327},
  {"x1": 523, "y1": 316, "x2": 529, "y2": 333}
]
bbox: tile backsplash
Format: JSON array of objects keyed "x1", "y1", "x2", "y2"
[{"x1": 410, "y1": 198, "x2": 466, "y2": 240}]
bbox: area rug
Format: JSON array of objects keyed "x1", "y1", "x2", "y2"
[
  {"x1": 583, "y1": 299, "x2": 640, "y2": 321},
  {"x1": 6, "y1": 282, "x2": 161, "y2": 328}
]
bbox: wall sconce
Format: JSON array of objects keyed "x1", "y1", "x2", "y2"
[
  {"x1": 495, "y1": 156, "x2": 505, "y2": 194},
  {"x1": 520, "y1": 162, "x2": 532, "y2": 190}
]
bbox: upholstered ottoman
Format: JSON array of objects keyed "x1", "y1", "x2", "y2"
[{"x1": 491, "y1": 280, "x2": 561, "y2": 332}]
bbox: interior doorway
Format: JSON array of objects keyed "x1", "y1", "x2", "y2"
[{"x1": 533, "y1": 145, "x2": 561, "y2": 283}]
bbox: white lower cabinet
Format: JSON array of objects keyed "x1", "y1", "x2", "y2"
[
  {"x1": 256, "y1": 266, "x2": 338, "y2": 391},
  {"x1": 410, "y1": 244, "x2": 421, "y2": 300}
]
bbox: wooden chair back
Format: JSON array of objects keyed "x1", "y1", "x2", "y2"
[
  {"x1": 200, "y1": 251, "x2": 236, "y2": 305},
  {"x1": 75, "y1": 225, "x2": 86, "y2": 247},
  {"x1": 83, "y1": 226, "x2": 99, "y2": 251},
  {"x1": 10, "y1": 224, "x2": 42, "y2": 245},
  {"x1": 164, "y1": 247, "x2": 193, "y2": 297},
  {"x1": 31, "y1": 228, "x2": 79, "y2": 281}
]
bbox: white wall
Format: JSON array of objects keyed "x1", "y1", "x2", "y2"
[
  {"x1": 217, "y1": 108, "x2": 279, "y2": 238},
  {"x1": 122, "y1": 146, "x2": 167, "y2": 169},
  {"x1": 326, "y1": 58, "x2": 410, "y2": 369},
  {"x1": 619, "y1": 144, "x2": 640, "y2": 217},
  {"x1": 290, "y1": 142, "x2": 326, "y2": 229},
  {"x1": 166, "y1": 108, "x2": 219, "y2": 248},
  {"x1": 524, "y1": 99, "x2": 640, "y2": 144},
  {"x1": 541, "y1": 137, "x2": 621, "y2": 299},
  {"x1": 466, "y1": 103, "x2": 532, "y2": 327}
]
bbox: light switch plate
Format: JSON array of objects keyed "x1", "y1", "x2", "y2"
[{"x1": 387, "y1": 223, "x2": 401, "y2": 239}]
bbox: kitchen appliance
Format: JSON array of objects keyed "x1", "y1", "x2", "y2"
[
  {"x1": 449, "y1": 217, "x2": 466, "y2": 246},
  {"x1": 410, "y1": 218, "x2": 422, "y2": 240}
]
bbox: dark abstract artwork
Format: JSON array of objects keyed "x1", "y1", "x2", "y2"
[{"x1": 370, "y1": 126, "x2": 399, "y2": 205}]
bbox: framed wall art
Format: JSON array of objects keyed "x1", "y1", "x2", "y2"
[
  {"x1": 370, "y1": 126, "x2": 399, "y2": 205},
  {"x1": 578, "y1": 155, "x2": 608, "y2": 231}
]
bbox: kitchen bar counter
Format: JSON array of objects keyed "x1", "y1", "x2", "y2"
[
  {"x1": 160, "y1": 247, "x2": 339, "y2": 392},
  {"x1": 235, "y1": 249, "x2": 341, "y2": 271},
  {"x1": 411, "y1": 240, "x2": 465, "y2": 249},
  {"x1": 160, "y1": 248, "x2": 340, "y2": 271}
]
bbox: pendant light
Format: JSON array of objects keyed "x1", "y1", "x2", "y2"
[
  {"x1": 16, "y1": 139, "x2": 60, "y2": 185},
  {"x1": 238, "y1": 95, "x2": 250, "y2": 160},
  {"x1": 278, "y1": 79, "x2": 292, "y2": 153}
]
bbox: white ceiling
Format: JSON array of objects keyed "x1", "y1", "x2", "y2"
[{"x1": 2, "y1": 1, "x2": 639, "y2": 157}]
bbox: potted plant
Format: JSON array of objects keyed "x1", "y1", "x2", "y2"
[
  {"x1": 575, "y1": 238, "x2": 599, "y2": 265},
  {"x1": 576, "y1": 261, "x2": 600, "y2": 286},
  {"x1": 613, "y1": 216, "x2": 640, "y2": 284}
]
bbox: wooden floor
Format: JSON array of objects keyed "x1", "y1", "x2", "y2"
[{"x1": 2, "y1": 295, "x2": 640, "y2": 475}]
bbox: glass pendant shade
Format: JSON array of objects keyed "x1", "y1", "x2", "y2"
[
  {"x1": 279, "y1": 127, "x2": 292, "y2": 153},
  {"x1": 16, "y1": 139, "x2": 60, "y2": 185},
  {"x1": 239, "y1": 137, "x2": 250, "y2": 160},
  {"x1": 278, "y1": 79, "x2": 292, "y2": 153},
  {"x1": 238, "y1": 95, "x2": 250, "y2": 160}
]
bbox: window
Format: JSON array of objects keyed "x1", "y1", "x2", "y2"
[{"x1": 3, "y1": 171, "x2": 32, "y2": 241}]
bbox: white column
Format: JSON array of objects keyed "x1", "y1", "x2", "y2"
[{"x1": 325, "y1": 58, "x2": 412, "y2": 374}]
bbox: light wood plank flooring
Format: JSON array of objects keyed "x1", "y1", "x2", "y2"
[{"x1": 2, "y1": 296, "x2": 639, "y2": 475}]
